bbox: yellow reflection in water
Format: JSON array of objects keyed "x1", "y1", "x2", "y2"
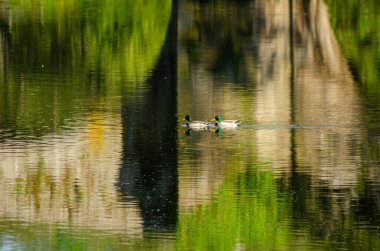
[{"x1": 88, "y1": 113, "x2": 106, "y2": 154}]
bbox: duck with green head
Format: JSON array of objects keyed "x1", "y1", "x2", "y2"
[
  {"x1": 183, "y1": 115, "x2": 210, "y2": 129},
  {"x1": 211, "y1": 115, "x2": 240, "y2": 128}
]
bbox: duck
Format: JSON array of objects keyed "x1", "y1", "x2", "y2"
[
  {"x1": 182, "y1": 115, "x2": 210, "y2": 129},
  {"x1": 211, "y1": 115, "x2": 240, "y2": 128}
]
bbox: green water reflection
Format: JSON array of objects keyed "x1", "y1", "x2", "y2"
[
  {"x1": 177, "y1": 160, "x2": 380, "y2": 250},
  {"x1": 177, "y1": 166, "x2": 292, "y2": 250},
  {"x1": 326, "y1": 0, "x2": 380, "y2": 99},
  {"x1": 0, "y1": 0, "x2": 171, "y2": 135},
  {"x1": 1, "y1": 0, "x2": 380, "y2": 250}
]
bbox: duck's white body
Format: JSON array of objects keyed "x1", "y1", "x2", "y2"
[
  {"x1": 214, "y1": 120, "x2": 240, "y2": 128},
  {"x1": 212, "y1": 115, "x2": 240, "y2": 128},
  {"x1": 186, "y1": 121, "x2": 210, "y2": 129}
]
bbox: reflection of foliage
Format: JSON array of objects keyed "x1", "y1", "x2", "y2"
[
  {"x1": 0, "y1": 0, "x2": 171, "y2": 135},
  {"x1": 16, "y1": 159, "x2": 54, "y2": 211},
  {"x1": 8, "y1": 0, "x2": 171, "y2": 83},
  {"x1": 176, "y1": 165, "x2": 294, "y2": 250},
  {"x1": 180, "y1": 0, "x2": 252, "y2": 83},
  {"x1": 11, "y1": 159, "x2": 85, "y2": 219},
  {"x1": 176, "y1": 162, "x2": 380, "y2": 250},
  {"x1": 326, "y1": 0, "x2": 380, "y2": 98}
]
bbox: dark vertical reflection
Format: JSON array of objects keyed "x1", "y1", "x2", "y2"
[
  {"x1": 118, "y1": 0, "x2": 178, "y2": 233},
  {"x1": 0, "y1": 5, "x2": 10, "y2": 127},
  {"x1": 288, "y1": 0, "x2": 309, "y2": 220},
  {"x1": 0, "y1": 7, "x2": 10, "y2": 82}
]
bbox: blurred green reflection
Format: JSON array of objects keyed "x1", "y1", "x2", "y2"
[
  {"x1": 175, "y1": 161, "x2": 380, "y2": 250},
  {"x1": 0, "y1": 0, "x2": 171, "y2": 135},
  {"x1": 176, "y1": 166, "x2": 293, "y2": 250},
  {"x1": 326, "y1": 0, "x2": 380, "y2": 99}
]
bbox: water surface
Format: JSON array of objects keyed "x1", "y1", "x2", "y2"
[{"x1": 1, "y1": 0, "x2": 380, "y2": 250}]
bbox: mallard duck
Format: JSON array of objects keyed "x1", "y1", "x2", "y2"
[
  {"x1": 211, "y1": 115, "x2": 240, "y2": 128},
  {"x1": 182, "y1": 115, "x2": 210, "y2": 129}
]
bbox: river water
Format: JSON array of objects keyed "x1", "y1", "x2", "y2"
[{"x1": 0, "y1": 0, "x2": 380, "y2": 250}]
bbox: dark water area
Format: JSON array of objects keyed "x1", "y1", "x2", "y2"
[{"x1": 1, "y1": 0, "x2": 380, "y2": 250}]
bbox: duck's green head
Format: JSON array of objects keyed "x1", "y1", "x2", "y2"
[
  {"x1": 214, "y1": 115, "x2": 222, "y2": 122},
  {"x1": 184, "y1": 115, "x2": 192, "y2": 123}
]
